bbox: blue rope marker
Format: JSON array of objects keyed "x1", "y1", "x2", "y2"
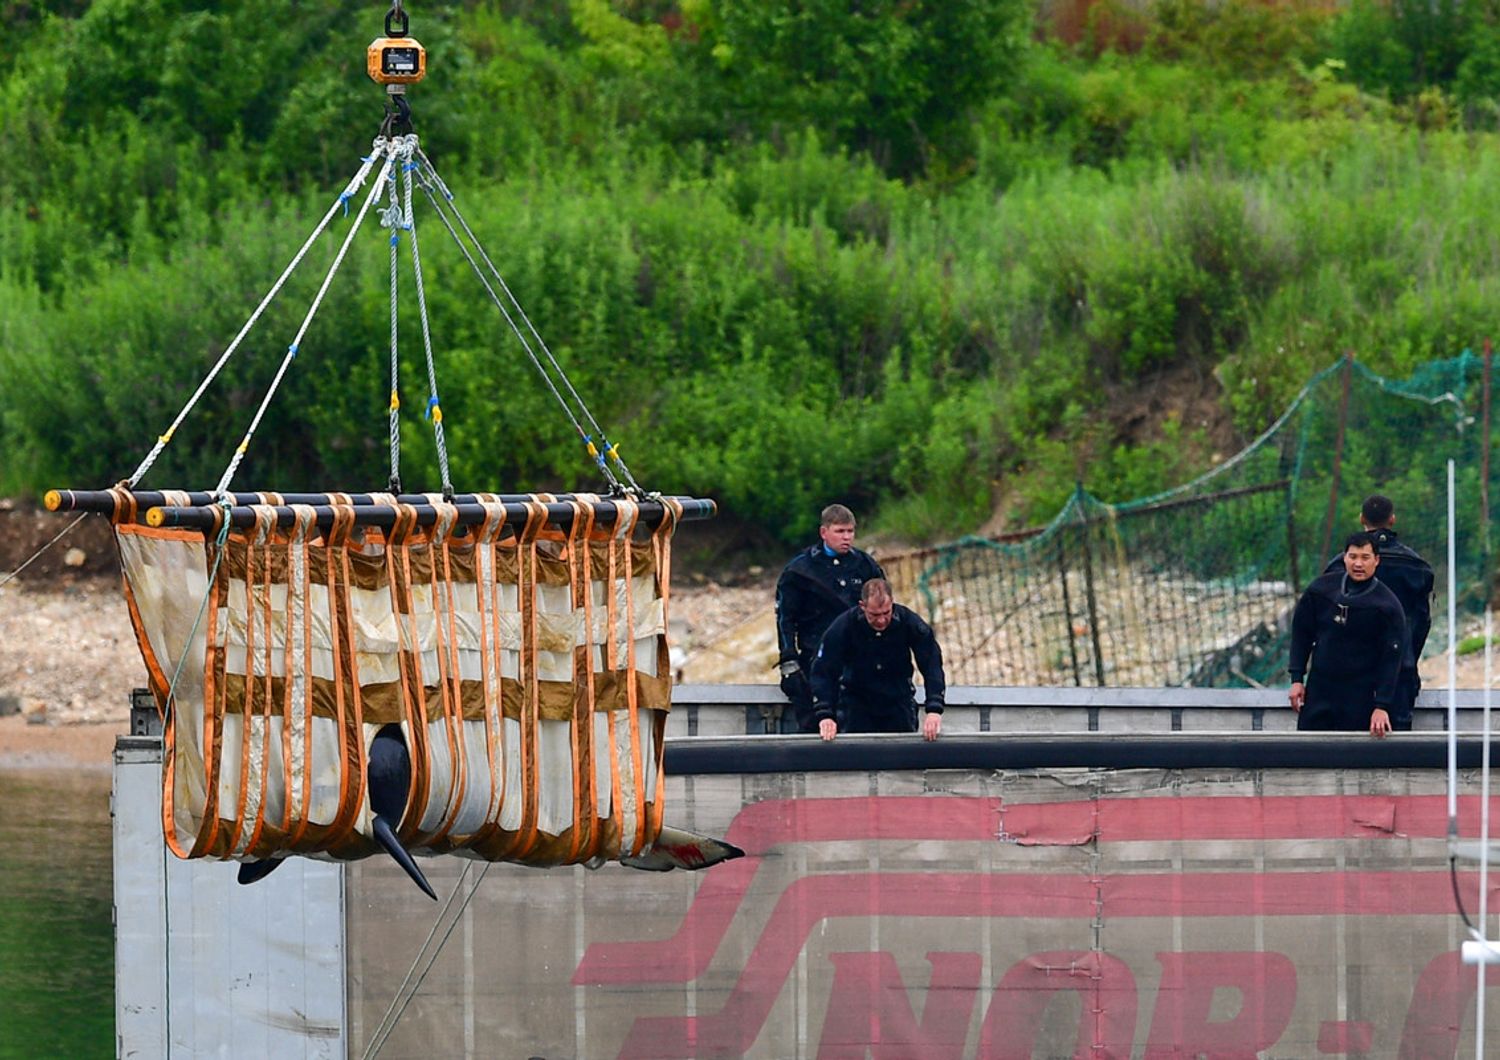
[
  {"x1": 425, "y1": 396, "x2": 440, "y2": 420},
  {"x1": 338, "y1": 191, "x2": 352, "y2": 216},
  {"x1": 288, "y1": 343, "x2": 299, "y2": 358}
]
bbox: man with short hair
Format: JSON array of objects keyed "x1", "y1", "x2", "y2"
[
  {"x1": 1290, "y1": 531, "x2": 1407, "y2": 737},
  {"x1": 811, "y1": 579, "x2": 946, "y2": 742},
  {"x1": 774, "y1": 504, "x2": 884, "y2": 732},
  {"x1": 1324, "y1": 494, "x2": 1434, "y2": 730}
]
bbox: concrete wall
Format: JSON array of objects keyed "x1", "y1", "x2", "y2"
[
  {"x1": 345, "y1": 766, "x2": 1500, "y2": 1059},
  {"x1": 113, "y1": 736, "x2": 346, "y2": 1059},
  {"x1": 668, "y1": 683, "x2": 1500, "y2": 737},
  {"x1": 114, "y1": 690, "x2": 1500, "y2": 1059}
]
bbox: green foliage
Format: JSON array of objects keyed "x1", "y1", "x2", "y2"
[
  {"x1": 11, "y1": 0, "x2": 1500, "y2": 549},
  {"x1": 1457, "y1": 634, "x2": 1494, "y2": 656},
  {"x1": 687, "y1": 0, "x2": 1030, "y2": 178},
  {"x1": 1327, "y1": 0, "x2": 1483, "y2": 101}
]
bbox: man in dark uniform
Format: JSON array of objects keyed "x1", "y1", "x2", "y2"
[
  {"x1": 774, "y1": 504, "x2": 885, "y2": 733},
  {"x1": 811, "y1": 579, "x2": 946, "y2": 741},
  {"x1": 1323, "y1": 494, "x2": 1434, "y2": 730},
  {"x1": 1290, "y1": 531, "x2": 1406, "y2": 737}
]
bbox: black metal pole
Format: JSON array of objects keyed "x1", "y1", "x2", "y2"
[
  {"x1": 143, "y1": 497, "x2": 715, "y2": 534},
  {"x1": 48, "y1": 488, "x2": 611, "y2": 516}
]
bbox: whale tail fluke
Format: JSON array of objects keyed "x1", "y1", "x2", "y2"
[
  {"x1": 235, "y1": 857, "x2": 285, "y2": 886},
  {"x1": 620, "y1": 825, "x2": 745, "y2": 873}
]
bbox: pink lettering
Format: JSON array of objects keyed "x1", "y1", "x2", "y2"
[
  {"x1": 816, "y1": 951, "x2": 982, "y2": 1060},
  {"x1": 977, "y1": 950, "x2": 1138, "y2": 1060},
  {"x1": 1398, "y1": 951, "x2": 1500, "y2": 1058},
  {"x1": 1143, "y1": 951, "x2": 1297, "y2": 1058}
]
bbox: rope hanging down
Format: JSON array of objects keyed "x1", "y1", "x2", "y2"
[
  {"x1": 109, "y1": 0, "x2": 645, "y2": 507},
  {"x1": 400, "y1": 140, "x2": 453, "y2": 498},
  {"x1": 128, "y1": 149, "x2": 388, "y2": 488},
  {"x1": 214, "y1": 140, "x2": 400, "y2": 496},
  {"x1": 413, "y1": 151, "x2": 641, "y2": 494},
  {"x1": 386, "y1": 143, "x2": 404, "y2": 492},
  {"x1": 121, "y1": 129, "x2": 638, "y2": 501}
]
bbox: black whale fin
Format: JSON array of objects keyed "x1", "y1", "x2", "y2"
[
  {"x1": 368, "y1": 723, "x2": 437, "y2": 900},
  {"x1": 372, "y1": 813, "x2": 437, "y2": 900},
  {"x1": 236, "y1": 857, "x2": 285, "y2": 886}
]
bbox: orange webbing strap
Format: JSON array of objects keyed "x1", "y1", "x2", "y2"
[
  {"x1": 601, "y1": 501, "x2": 625, "y2": 859},
  {"x1": 231, "y1": 507, "x2": 279, "y2": 859},
  {"x1": 647, "y1": 496, "x2": 683, "y2": 842},
  {"x1": 508, "y1": 498, "x2": 550, "y2": 861},
  {"x1": 386, "y1": 502, "x2": 430, "y2": 845},
  {"x1": 163, "y1": 499, "x2": 223, "y2": 860},
  {"x1": 428, "y1": 501, "x2": 470, "y2": 844},
  {"x1": 319, "y1": 502, "x2": 366, "y2": 853},
  {"x1": 577, "y1": 495, "x2": 613, "y2": 863},
  {"x1": 282, "y1": 505, "x2": 320, "y2": 848},
  {"x1": 106, "y1": 482, "x2": 137, "y2": 526},
  {"x1": 563, "y1": 497, "x2": 597, "y2": 863},
  {"x1": 467, "y1": 498, "x2": 510, "y2": 850},
  {"x1": 615, "y1": 499, "x2": 649, "y2": 856}
]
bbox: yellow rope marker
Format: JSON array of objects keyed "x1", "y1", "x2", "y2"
[
  {"x1": 389, "y1": 390, "x2": 401, "y2": 411},
  {"x1": 586, "y1": 441, "x2": 599, "y2": 459},
  {"x1": 431, "y1": 404, "x2": 442, "y2": 424},
  {"x1": 159, "y1": 427, "x2": 176, "y2": 444}
]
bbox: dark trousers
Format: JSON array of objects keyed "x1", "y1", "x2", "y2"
[
  {"x1": 1297, "y1": 679, "x2": 1383, "y2": 732},
  {"x1": 777, "y1": 663, "x2": 819, "y2": 734},
  {"x1": 840, "y1": 698, "x2": 918, "y2": 734},
  {"x1": 1391, "y1": 668, "x2": 1419, "y2": 731}
]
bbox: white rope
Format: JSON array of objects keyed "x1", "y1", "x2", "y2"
[
  {"x1": 385, "y1": 155, "x2": 403, "y2": 491},
  {"x1": 0, "y1": 513, "x2": 88, "y2": 590},
  {"x1": 1479, "y1": 605, "x2": 1493, "y2": 1057},
  {"x1": 214, "y1": 143, "x2": 400, "y2": 496},
  {"x1": 411, "y1": 166, "x2": 622, "y2": 493},
  {"x1": 361, "y1": 862, "x2": 492, "y2": 1059},
  {"x1": 1449, "y1": 459, "x2": 1460, "y2": 827},
  {"x1": 400, "y1": 136, "x2": 453, "y2": 496},
  {"x1": 129, "y1": 145, "x2": 389, "y2": 487},
  {"x1": 415, "y1": 149, "x2": 637, "y2": 492}
]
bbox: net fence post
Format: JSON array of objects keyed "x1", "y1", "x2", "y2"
[
  {"x1": 1056, "y1": 533, "x2": 1082, "y2": 687},
  {"x1": 1075, "y1": 483, "x2": 1107, "y2": 687},
  {"x1": 1318, "y1": 350, "x2": 1356, "y2": 564},
  {"x1": 1483, "y1": 338, "x2": 1493, "y2": 608},
  {"x1": 1284, "y1": 478, "x2": 1300, "y2": 592}
]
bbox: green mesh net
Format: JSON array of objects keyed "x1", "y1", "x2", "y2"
[{"x1": 883, "y1": 352, "x2": 1492, "y2": 687}]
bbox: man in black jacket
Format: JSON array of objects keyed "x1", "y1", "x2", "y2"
[
  {"x1": 1323, "y1": 494, "x2": 1434, "y2": 730},
  {"x1": 774, "y1": 504, "x2": 885, "y2": 732},
  {"x1": 1290, "y1": 531, "x2": 1406, "y2": 736},
  {"x1": 811, "y1": 579, "x2": 946, "y2": 741}
]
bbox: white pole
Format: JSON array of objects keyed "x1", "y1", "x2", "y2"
[
  {"x1": 1479, "y1": 606, "x2": 1492, "y2": 1058},
  {"x1": 1451, "y1": 459, "x2": 1460, "y2": 826}
]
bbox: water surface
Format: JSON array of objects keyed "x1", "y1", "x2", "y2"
[{"x1": 0, "y1": 767, "x2": 113, "y2": 1059}]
